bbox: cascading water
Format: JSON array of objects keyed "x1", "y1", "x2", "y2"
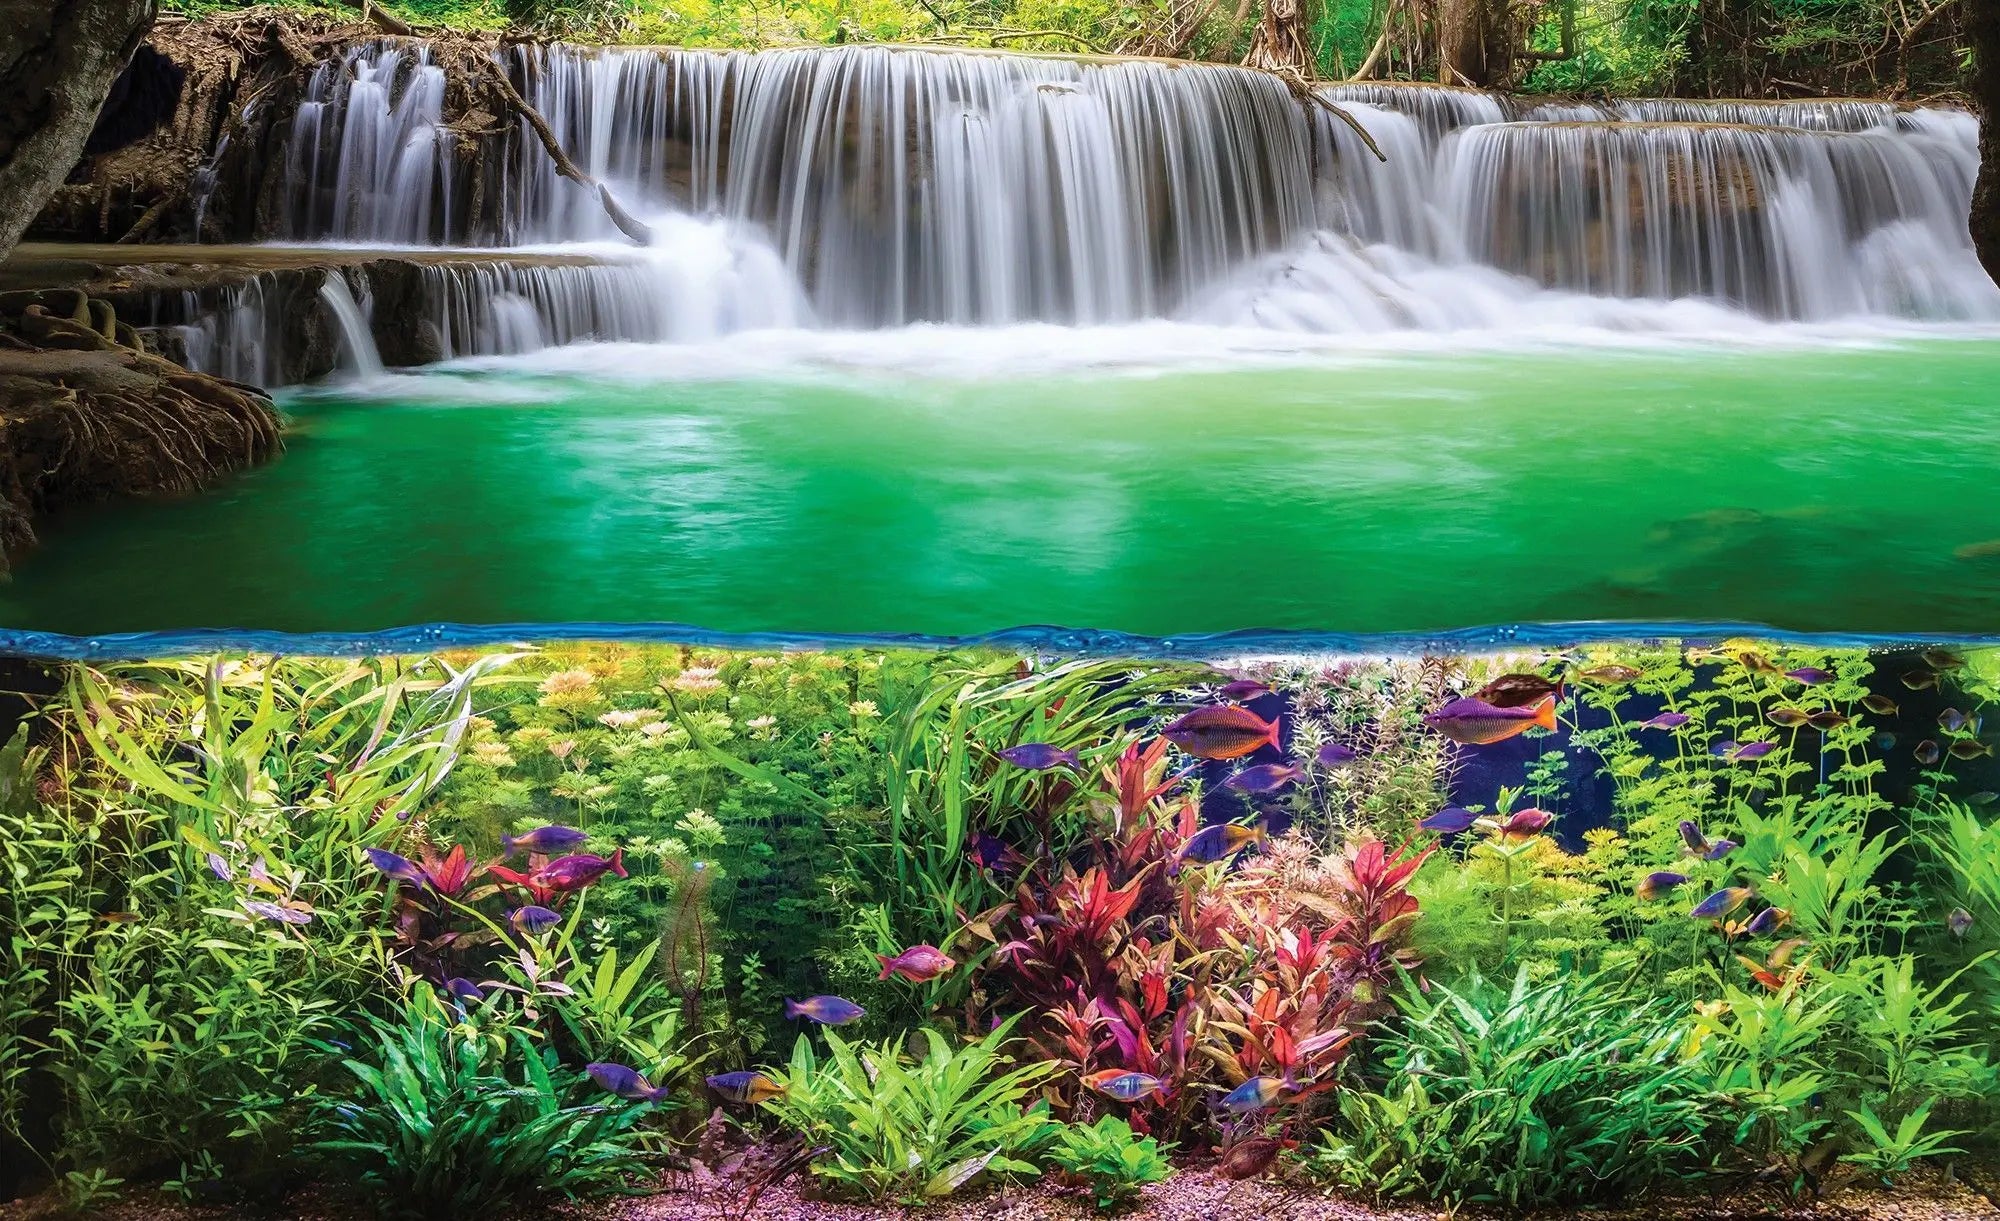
[
  {"x1": 317, "y1": 275, "x2": 386, "y2": 379},
  {"x1": 193, "y1": 42, "x2": 1998, "y2": 384}
]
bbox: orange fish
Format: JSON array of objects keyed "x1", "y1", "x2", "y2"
[
  {"x1": 1424, "y1": 694, "x2": 1557, "y2": 746},
  {"x1": 1160, "y1": 705, "x2": 1280, "y2": 760}
]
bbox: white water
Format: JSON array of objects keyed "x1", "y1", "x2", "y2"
[
  {"x1": 317, "y1": 275, "x2": 386, "y2": 379},
  {"x1": 179, "y1": 43, "x2": 2000, "y2": 384}
]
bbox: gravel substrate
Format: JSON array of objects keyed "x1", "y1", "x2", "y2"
[{"x1": 6, "y1": 1162, "x2": 1996, "y2": 1221}]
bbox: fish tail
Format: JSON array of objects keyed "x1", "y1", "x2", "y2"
[
  {"x1": 875, "y1": 954, "x2": 896, "y2": 980},
  {"x1": 609, "y1": 847, "x2": 627, "y2": 878},
  {"x1": 783, "y1": 998, "x2": 802, "y2": 1019},
  {"x1": 1264, "y1": 717, "x2": 1282, "y2": 753},
  {"x1": 1533, "y1": 694, "x2": 1558, "y2": 732},
  {"x1": 500, "y1": 833, "x2": 517, "y2": 857}
]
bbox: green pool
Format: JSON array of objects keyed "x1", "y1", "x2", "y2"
[{"x1": 6, "y1": 330, "x2": 2000, "y2": 640}]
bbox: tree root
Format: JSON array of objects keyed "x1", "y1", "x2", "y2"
[
  {"x1": 0, "y1": 293, "x2": 282, "y2": 567},
  {"x1": 1259, "y1": 65, "x2": 1388, "y2": 161}
]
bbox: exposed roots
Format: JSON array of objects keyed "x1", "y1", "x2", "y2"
[{"x1": 0, "y1": 291, "x2": 282, "y2": 566}]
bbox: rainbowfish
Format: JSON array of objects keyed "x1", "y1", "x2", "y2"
[
  {"x1": 443, "y1": 977, "x2": 485, "y2": 1003},
  {"x1": 967, "y1": 832, "x2": 1024, "y2": 873},
  {"x1": 591, "y1": 1063, "x2": 672, "y2": 1101},
  {"x1": 1862, "y1": 695, "x2": 1900, "y2": 716},
  {"x1": 502, "y1": 824, "x2": 589, "y2": 857},
  {"x1": 784, "y1": 995, "x2": 866, "y2": 1025},
  {"x1": 1923, "y1": 649, "x2": 1966, "y2": 671},
  {"x1": 1220, "y1": 1075, "x2": 1293, "y2": 1113},
  {"x1": 1498, "y1": 809, "x2": 1552, "y2": 840},
  {"x1": 535, "y1": 849, "x2": 627, "y2": 892},
  {"x1": 1915, "y1": 740, "x2": 1942, "y2": 766},
  {"x1": 705, "y1": 1070, "x2": 785, "y2": 1105},
  {"x1": 1217, "y1": 1136, "x2": 1286, "y2": 1180},
  {"x1": 1678, "y1": 820, "x2": 1712, "y2": 856},
  {"x1": 1807, "y1": 711, "x2": 1848, "y2": 731},
  {"x1": 1637, "y1": 871, "x2": 1687, "y2": 901},
  {"x1": 1691, "y1": 887, "x2": 1755, "y2": 920},
  {"x1": 1084, "y1": 1070, "x2": 1165, "y2": 1102},
  {"x1": 1902, "y1": 670, "x2": 1939, "y2": 691},
  {"x1": 1641, "y1": 711, "x2": 1690, "y2": 730},
  {"x1": 1419, "y1": 806, "x2": 1480, "y2": 834},
  {"x1": 1424, "y1": 694, "x2": 1557, "y2": 746},
  {"x1": 363, "y1": 848, "x2": 428, "y2": 888},
  {"x1": 876, "y1": 944, "x2": 956, "y2": 983},
  {"x1": 1181, "y1": 822, "x2": 1267, "y2": 862},
  {"x1": 1713, "y1": 740, "x2": 1775, "y2": 761},
  {"x1": 1225, "y1": 763, "x2": 1304, "y2": 793},
  {"x1": 1315, "y1": 742, "x2": 1359, "y2": 767},
  {"x1": 509, "y1": 905, "x2": 562, "y2": 934},
  {"x1": 1948, "y1": 907, "x2": 1974, "y2": 938},
  {"x1": 1742, "y1": 906, "x2": 1791, "y2": 936},
  {"x1": 1216, "y1": 680, "x2": 1272, "y2": 701},
  {"x1": 1949, "y1": 739, "x2": 1993, "y2": 760},
  {"x1": 1577, "y1": 664, "x2": 1642, "y2": 684},
  {"x1": 1767, "y1": 708, "x2": 1811, "y2": 728},
  {"x1": 1161, "y1": 705, "x2": 1281, "y2": 760},
  {"x1": 999, "y1": 743, "x2": 1081, "y2": 771},
  {"x1": 1785, "y1": 668, "x2": 1832, "y2": 685},
  {"x1": 1473, "y1": 673, "x2": 1564, "y2": 708},
  {"x1": 1703, "y1": 838, "x2": 1738, "y2": 861}
]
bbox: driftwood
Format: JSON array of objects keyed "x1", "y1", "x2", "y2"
[
  {"x1": 1261, "y1": 65, "x2": 1388, "y2": 161},
  {"x1": 476, "y1": 58, "x2": 654, "y2": 245}
]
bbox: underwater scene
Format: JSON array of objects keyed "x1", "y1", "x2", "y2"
[{"x1": 4, "y1": 0, "x2": 2000, "y2": 1216}]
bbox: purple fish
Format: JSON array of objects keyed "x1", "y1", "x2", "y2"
[
  {"x1": 1641, "y1": 711, "x2": 1690, "y2": 730},
  {"x1": 1786, "y1": 668, "x2": 1832, "y2": 685},
  {"x1": 535, "y1": 849, "x2": 626, "y2": 892},
  {"x1": 508, "y1": 905, "x2": 561, "y2": 934},
  {"x1": 503, "y1": 824, "x2": 589, "y2": 858},
  {"x1": 707, "y1": 1071, "x2": 784, "y2": 1104},
  {"x1": 1915, "y1": 739, "x2": 1942, "y2": 766},
  {"x1": 363, "y1": 847, "x2": 428, "y2": 888},
  {"x1": 1225, "y1": 763, "x2": 1304, "y2": 793},
  {"x1": 1742, "y1": 906, "x2": 1787, "y2": 936},
  {"x1": 589, "y1": 1062, "x2": 672, "y2": 1102},
  {"x1": 1729, "y1": 741, "x2": 1776, "y2": 761},
  {"x1": 207, "y1": 853, "x2": 233, "y2": 881},
  {"x1": 967, "y1": 832, "x2": 1023, "y2": 874},
  {"x1": 1419, "y1": 806, "x2": 1479, "y2": 834},
  {"x1": 784, "y1": 995, "x2": 866, "y2": 1025},
  {"x1": 1948, "y1": 907, "x2": 1973, "y2": 938},
  {"x1": 1216, "y1": 680, "x2": 1271, "y2": 701},
  {"x1": 1678, "y1": 820, "x2": 1710, "y2": 855},
  {"x1": 243, "y1": 900, "x2": 312, "y2": 925},
  {"x1": 1703, "y1": 838, "x2": 1738, "y2": 861},
  {"x1": 876, "y1": 944, "x2": 956, "y2": 982},
  {"x1": 1690, "y1": 886, "x2": 1754, "y2": 920},
  {"x1": 443, "y1": 977, "x2": 485, "y2": 1003},
  {"x1": 998, "y1": 743, "x2": 1081, "y2": 771},
  {"x1": 1636, "y1": 871, "x2": 1687, "y2": 900},
  {"x1": 1424, "y1": 695, "x2": 1557, "y2": 746},
  {"x1": 1315, "y1": 742, "x2": 1359, "y2": 767}
]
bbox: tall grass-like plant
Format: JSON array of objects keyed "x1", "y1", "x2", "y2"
[
  {"x1": 310, "y1": 986, "x2": 655, "y2": 1218},
  {"x1": 763, "y1": 1017, "x2": 1057, "y2": 1202},
  {"x1": 1309, "y1": 967, "x2": 1712, "y2": 1209}
]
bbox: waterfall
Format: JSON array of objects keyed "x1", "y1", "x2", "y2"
[
  {"x1": 318, "y1": 276, "x2": 386, "y2": 379},
  {"x1": 233, "y1": 45, "x2": 1994, "y2": 359}
]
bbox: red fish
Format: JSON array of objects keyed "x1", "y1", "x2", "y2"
[
  {"x1": 876, "y1": 944, "x2": 955, "y2": 983},
  {"x1": 535, "y1": 849, "x2": 626, "y2": 892},
  {"x1": 1161, "y1": 705, "x2": 1280, "y2": 760},
  {"x1": 1424, "y1": 694, "x2": 1557, "y2": 746}
]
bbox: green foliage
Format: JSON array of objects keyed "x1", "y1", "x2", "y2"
[
  {"x1": 762, "y1": 1017, "x2": 1057, "y2": 1202},
  {"x1": 1045, "y1": 1115, "x2": 1173, "y2": 1211},
  {"x1": 1307, "y1": 967, "x2": 1713, "y2": 1208},
  {"x1": 1841, "y1": 1101, "x2": 1966, "y2": 1183},
  {"x1": 310, "y1": 985, "x2": 656, "y2": 1217}
]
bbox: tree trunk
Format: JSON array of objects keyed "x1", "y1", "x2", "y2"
[
  {"x1": 0, "y1": 0, "x2": 157, "y2": 262},
  {"x1": 1437, "y1": 0, "x2": 1508, "y2": 86},
  {"x1": 1244, "y1": 0, "x2": 1317, "y2": 74},
  {"x1": 1971, "y1": 0, "x2": 2000, "y2": 284}
]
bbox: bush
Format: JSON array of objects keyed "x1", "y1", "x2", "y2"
[
  {"x1": 1046, "y1": 1115, "x2": 1173, "y2": 1211},
  {"x1": 310, "y1": 986, "x2": 657, "y2": 1218},
  {"x1": 763, "y1": 1017, "x2": 1057, "y2": 1202},
  {"x1": 1308, "y1": 967, "x2": 1714, "y2": 1209}
]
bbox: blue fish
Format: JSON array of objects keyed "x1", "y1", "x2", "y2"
[
  {"x1": 1225, "y1": 763, "x2": 1304, "y2": 793},
  {"x1": 1641, "y1": 712, "x2": 1690, "y2": 730},
  {"x1": 590, "y1": 1062, "x2": 672, "y2": 1102},
  {"x1": 1703, "y1": 838, "x2": 1738, "y2": 861},
  {"x1": 784, "y1": 995, "x2": 866, "y2": 1025},
  {"x1": 1785, "y1": 668, "x2": 1832, "y2": 685},
  {"x1": 999, "y1": 743, "x2": 1081, "y2": 771},
  {"x1": 443, "y1": 977, "x2": 485, "y2": 1003},
  {"x1": 1419, "y1": 806, "x2": 1479, "y2": 834},
  {"x1": 363, "y1": 847, "x2": 428, "y2": 887},
  {"x1": 508, "y1": 905, "x2": 562, "y2": 934},
  {"x1": 503, "y1": 824, "x2": 589, "y2": 857},
  {"x1": 1315, "y1": 742, "x2": 1359, "y2": 767}
]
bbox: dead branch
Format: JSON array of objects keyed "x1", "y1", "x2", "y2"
[
  {"x1": 117, "y1": 190, "x2": 185, "y2": 244},
  {"x1": 1261, "y1": 65, "x2": 1388, "y2": 161},
  {"x1": 477, "y1": 57, "x2": 654, "y2": 245}
]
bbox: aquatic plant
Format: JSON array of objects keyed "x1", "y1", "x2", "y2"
[
  {"x1": 1307, "y1": 966, "x2": 1713, "y2": 1209},
  {"x1": 1045, "y1": 1115, "x2": 1174, "y2": 1211},
  {"x1": 310, "y1": 985, "x2": 657, "y2": 1217},
  {"x1": 761, "y1": 1017, "x2": 1057, "y2": 1203}
]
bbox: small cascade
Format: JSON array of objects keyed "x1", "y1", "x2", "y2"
[
  {"x1": 1317, "y1": 82, "x2": 1513, "y2": 140},
  {"x1": 283, "y1": 44, "x2": 458, "y2": 244},
  {"x1": 1437, "y1": 119, "x2": 1994, "y2": 318},
  {"x1": 1610, "y1": 97, "x2": 1903, "y2": 131},
  {"x1": 317, "y1": 275, "x2": 386, "y2": 379},
  {"x1": 176, "y1": 279, "x2": 281, "y2": 387}
]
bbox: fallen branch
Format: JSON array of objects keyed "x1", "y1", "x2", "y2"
[
  {"x1": 1261, "y1": 65, "x2": 1387, "y2": 161},
  {"x1": 478, "y1": 58, "x2": 654, "y2": 245},
  {"x1": 337, "y1": 0, "x2": 415, "y2": 37},
  {"x1": 117, "y1": 189, "x2": 184, "y2": 244}
]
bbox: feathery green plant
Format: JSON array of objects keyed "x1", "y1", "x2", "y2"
[{"x1": 1046, "y1": 1115, "x2": 1174, "y2": 1211}]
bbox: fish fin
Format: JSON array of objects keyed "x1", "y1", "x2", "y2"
[
  {"x1": 875, "y1": 954, "x2": 895, "y2": 980},
  {"x1": 1533, "y1": 694, "x2": 1557, "y2": 732},
  {"x1": 609, "y1": 846, "x2": 627, "y2": 878},
  {"x1": 500, "y1": 833, "x2": 516, "y2": 856},
  {"x1": 784, "y1": 998, "x2": 802, "y2": 1019}
]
